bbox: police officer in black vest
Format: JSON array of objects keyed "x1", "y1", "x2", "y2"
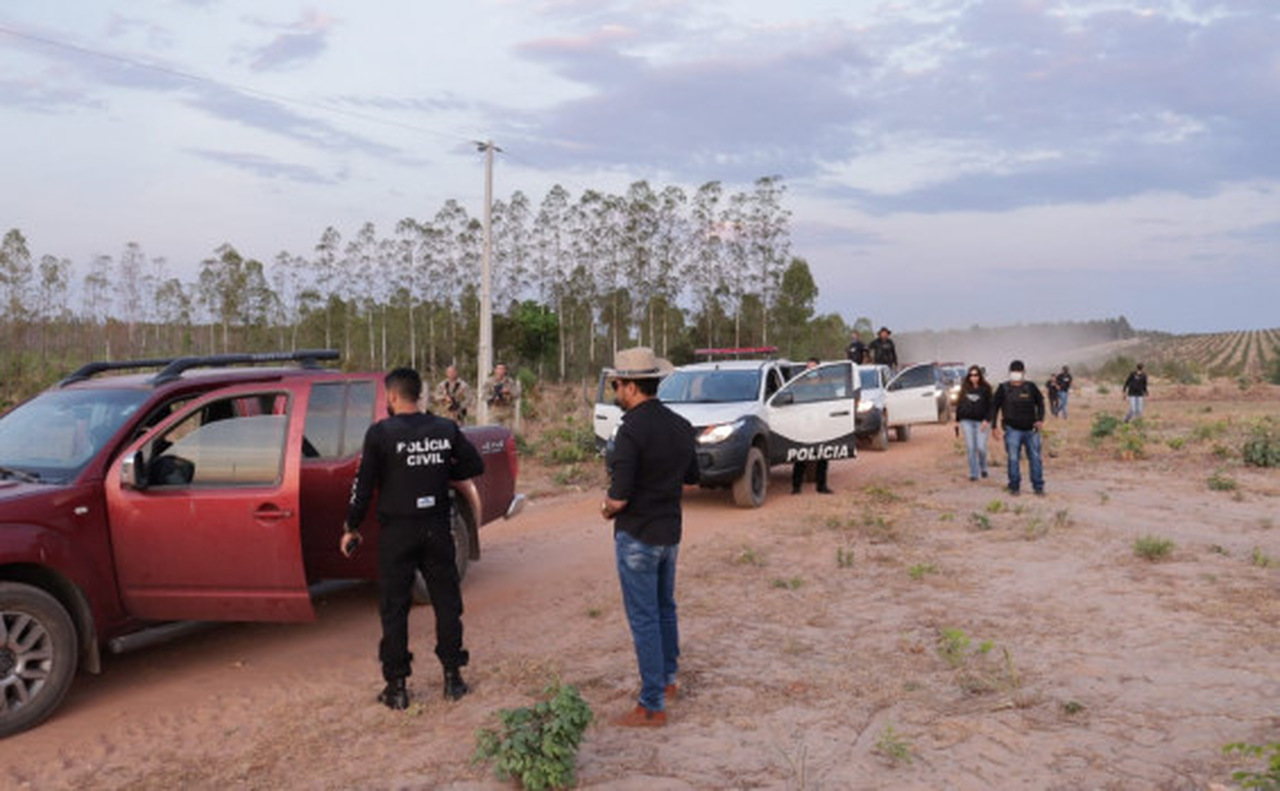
[{"x1": 342, "y1": 367, "x2": 484, "y2": 709}]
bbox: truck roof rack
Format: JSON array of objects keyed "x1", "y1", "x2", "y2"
[{"x1": 59, "y1": 350, "x2": 340, "y2": 387}]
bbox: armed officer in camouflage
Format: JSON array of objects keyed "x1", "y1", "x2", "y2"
[
  {"x1": 341, "y1": 367, "x2": 485, "y2": 709},
  {"x1": 481, "y1": 362, "x2": 521, "y2": 428},
  {"x1": 432, "y1": 364, "x2": 472, "y2": 424}
]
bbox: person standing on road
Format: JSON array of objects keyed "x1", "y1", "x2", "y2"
[
  {"x1": 601, "y1": 347, "x2": 699, "y2": 728},
  {"x1": 1045, "y1": 375, "x2": 1061, "y2": 418},
  {"x1": 482, "y1": 362, "x2": 521, "y2": 428},
  {"x1": 1054, "y1": 365, "x2": 1074, "y2": 419},
  {"x1": 792, "y1": 357, "x2": 834, "y2": 495},
  {"x1": 1123, "y1": 363, "x2": 1149, "y2": 422},
  {"x1": 955, "y1": 365, "x2": 993, "y2": 481},
  {"x1": 341, "y1": 367, "x2": 485, "y2": 709},
  {"x1": 990, "y1": 360, "x2": 1046, "y2": 496},
  {"x1": 867, "y1": 326, "x2": 898, "y2": 371},
  {"x1": 846, "y1": 330, "x2": 867, "y2": 365},
  {"x1": 431, "y1": 364, "x2": 471, "y2": 424}
]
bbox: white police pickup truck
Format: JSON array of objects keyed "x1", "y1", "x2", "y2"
[{"x1": 594, "y1": 355, "x2": 859, "y2": 507}]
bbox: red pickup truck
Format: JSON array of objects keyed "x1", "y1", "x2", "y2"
[{"x1": 0, "y1": 351, "x2": 523, "y2": 737}]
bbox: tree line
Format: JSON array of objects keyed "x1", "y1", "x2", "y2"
[{"x1": 1, "y1": 176, "x2": 853, "y2": 404}]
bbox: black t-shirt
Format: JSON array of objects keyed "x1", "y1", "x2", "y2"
[
  {"x1": 990, "y1": 380, "x2": 1045, "y2": 430},
  {"x1": 607, "y1": 399, "x2": 699, "y2": 546},
  {"x1": 347, "y1": 412, "x2": 484, "y2": 528}
]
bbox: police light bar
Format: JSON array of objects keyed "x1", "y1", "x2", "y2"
[{"x1": 694, "y1": 346, "x2": 780, "y2": 358}]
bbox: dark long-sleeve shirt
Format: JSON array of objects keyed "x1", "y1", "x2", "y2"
[
  {"x1": 1123, "y1": 371, "x2": 1148, "y2": 396},
  {"x1": 607, "y1": 398, "x2": 699, "y2": 546},
  {"x1": 990, "y1": 380, "x2": 1045, "y2": 431},
  {"x1": 955, "y1": 383, "x2": 993, "y2": 422},
  {"x1": 347, "y1": 412, "x2": 484, "y2": 529}
]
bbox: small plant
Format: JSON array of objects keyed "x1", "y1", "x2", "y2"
[
  {"x1": 1207, "y1": 470, "x2": 1238, "y2": 491},
  {"x1": 836, "y1": 546, "x2": 855, "y2": 568},
  {"x1": 1251, "y1": 547, "x2": 1275, "y2": 569},
  {"x1": 585, "y1": 606, "x2": 603, "y2": 618},
  {"x1": 864, "y1": 485, "x2": 904, "y2": 504},
  {"x1": 984, "y1": 499, "x2": 1006, "y2": 514},
  {"x1": 937, "y1": 627, "x2": 972, "y2": 667},
  {"x1": 874, "y1": 724, "x2": 914, "y2": 766},
  {"x1": 969, "y1": 512, "x2": 992, "y2": 530},
  {"x1": 1061, "y1": 700, "x2": 1085, "y2": 716},
  {"x1": 771, "y1": 576, "x2": 804, "y2": 590},
  {"x1": 1053, "y1": 509, "x2": 1072, "y2": 528},
  {"x1": 1096, "y1": 385, "x2": 1110, "y2": 395},
  {"x1": 1098, "y1": 490, "x2": 1111, "y2": 505},
  {"x1": 1210, "y1": 544, "x2": 1229, "y2": 556},
  {"x1": 1091, "y1": 412, "x2": 1121, "y2": 439},
  {"x1": 1167, "y1": 437, "x2": 1186, "y2": 451},
  {"x1": 1024, "y1": 517, "x2": 1048, "y2": 541},
  {"x1": 473, "y1": 683, "x2": 594, "y2": 791},
  {"x1": 1115, "y1": 422, "x2": 1146, "y2": 459},
  {"x1": 1243, "y1": 418, "x2": 1280, "y2": 468},
  {"x1": 1134, "y1": 534, "x2": 1175, "y2": 561},
  {"x1": 1223, "y1": 741, "x2": 1280, "y2": 790},
  {"x1": 733, "y1": 546, "x2": 764, "y2": 566},
  {"x1": 1192, "y1": 420, "x2": 1230, "y2": 442},
  {"x1": 908, "y1": 562, "x2": 938, "y2": 580}
]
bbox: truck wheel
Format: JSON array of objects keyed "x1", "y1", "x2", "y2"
[
  {"x1": 732, "y1": 446, "x2": 768, "y2": 508},
  {"x1": 871, "y1": 421, "x2": 890, "y2": 451},
  {"x1": 0, "y1": 583, "x2": 79, "y2": 738},
  {"x1": 412, "y1": 507, "x2": 473, "y2": 605},
  {"x1": 895, "y1": 424, "x2": 912, "y2": 442}
]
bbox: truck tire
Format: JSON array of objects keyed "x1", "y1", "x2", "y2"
[
  {"x1": 895, "y1": 424, "x2": 912, "y2": 442},
  {"x1": 871, "y1": 420, "x2": 890, "y2": 451},
  {"x1": 0, "y1": 582, "x2": 79, "y2": 738},
  {"x1": 732, "y1": 446, "x2": 768, "y2": 508},
  {"x1": 412, "y1": 507, "x2": 472, "y2": 605}
]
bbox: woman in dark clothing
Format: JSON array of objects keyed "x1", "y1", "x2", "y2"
[{"x1": 955, "y1": 365, "x2": 993, "y2": 480}]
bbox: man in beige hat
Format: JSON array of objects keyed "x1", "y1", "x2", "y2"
[{"x1": 600, "y1": 347, "x2": 698, "y2": 727}]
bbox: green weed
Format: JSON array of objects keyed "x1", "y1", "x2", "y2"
[
  {"x1": 969, "y1": 513, "x2": 993, "y2": 530},
  {"x1": 908, "y1": 563, "x2": 938, "y2": 580},
  {"x1": 937, "y1": 627, "x2": 971, "y2": 667},
  {"x1": 1243, "y1": 417, "x2": 1280, "y2": 468},
  {"x1": 836, "y1": 546, "x2": 856, "y2": 568},
  {"x1": 1223, "y1": 741, "x2": 1280, "y2": 790},
  {"x1": 1251, "y1": 547, "x2": 1275, "y2": 569},
  {"x1": 473, "y1": 683, "x2": 594, "y2": 791},
  {"x1": 1061, "y1": 700, "x2": 1085, "y2": 715},
  {"x1": 985, "y1": 499, "x2": 1006, "y2": 514},
  {"x1": 1207, "y1": 470, "x2": 1238, "y2": 491},
  {"x1": 733, "y1": 546, "x2": 765, "y2": 566},
  {"x1": 1134, "y1": 535, "x2": 1175, "y2": 561},
  {"x1": 771, "y1": 576, "x2": 804, "y2": 590},
  {"x1": 874, "y1": 725, "x2": 914, "y2": 767},
  {"x1": 1091, "y1": 412, "x2": 1121, "y2": 439}
]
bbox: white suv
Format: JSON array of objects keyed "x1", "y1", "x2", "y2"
[{"x1": 856, "y1": 362, "x2": 952, "y2": 450}]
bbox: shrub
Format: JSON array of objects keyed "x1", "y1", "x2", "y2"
[
  {"x1": 473, "y1": 683, "x2": 594, "y2": 791},
  {"x1": 1243, "y1": 418, "x2": 1280, "y2": 468},
  {"x1": 1134, "y1": 535, "x2": 1175, "y2": 561},
  {"x1": 1224, "y1": 741, "x2": 1280, "y2": 790},
  {"x1": 1091, "y1": 412, "x2": 1121, "y2": 439},
  {"x1": 1207, "y1": 470, "x2": 1238, "y2": 491}
]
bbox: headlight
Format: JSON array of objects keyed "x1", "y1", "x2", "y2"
[{"x1": 698, "y1": 419, "x2": 744, "y2": 445}]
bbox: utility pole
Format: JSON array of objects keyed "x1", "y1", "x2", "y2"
[{"x1": 475, "y1": 140, "x2": 500, "y2": 425}]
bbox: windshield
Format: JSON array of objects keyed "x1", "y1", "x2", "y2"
[
  {"x1": 658, "y1": 369, "x2": 761, "y2": 403},
  {"x1": 0, "y1": 388, "x2": 150, "y2": 482},
  {"x1": 859, "y1": 368, "x2": 882, "y2": 390}
]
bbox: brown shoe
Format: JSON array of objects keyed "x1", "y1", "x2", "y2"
[
  {"x1": 664, "y1": 683, "x2": 679, "y2": 701},
  {"x1": 612, "y1": 704, "x2": 666, "y2": 727}
]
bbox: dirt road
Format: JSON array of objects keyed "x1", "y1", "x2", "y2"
[{"x1": 6, "y1": 385, "x2": 1279, "y2": 789}]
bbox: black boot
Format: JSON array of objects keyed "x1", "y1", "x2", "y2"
[
  {"x1": 378, "y1": 678, "x2": 409, "y2": 710},
  {"x1": 443, "y1": 668, "x2": 470, "y2": 701}
]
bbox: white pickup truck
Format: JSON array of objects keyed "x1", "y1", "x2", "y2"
[{"x1": 594, "y1": 357, "x2": 859, "y2": 507}]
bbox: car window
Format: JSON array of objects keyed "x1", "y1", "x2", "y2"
[
  {"x1": 305, "y1": 380, "x2": 376, "y2": 459},
  {"x1": 859, "y1": 368, "x2": 882, "y2": 390},
  {"x1": 890, "y1": 365, "x2": 937, "y2": 390},
  {"x1": 0, "y1": 387, "x2": 150, "y2": 482},
  {"x1": 784, "y1": 365, "x2": 852, "y2": 404},
  {"x1": 147, "y1": 391, "x2": 289, "y2": 487},
  {"x1": 659, "y1": 370, "x2": 761, "y2": 403},
  {"x1": 764, "y1": 368, "x2": 783, "y2": 398}
]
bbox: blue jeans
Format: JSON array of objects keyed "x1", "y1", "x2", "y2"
[
  {"x1": 958, "y1": 420, "x2": 989, "y2": 479},
  {"x1": 615, "y1": 531, "x2": 679, "y2": 711},
  {"x1": 1126, "y1": 395, "x2": 1144, "y2": 422},
  {"x1": 1003, "y1": 427, "x2": 1044, "y2": 493},
  {"x1": 1057, "y1": 391, "x2": 1069, "y2": 419}
]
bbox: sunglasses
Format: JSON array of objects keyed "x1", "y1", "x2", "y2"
[
  {"x1": 610, "y1": 379, "x2": 628, "y2": 392},
  {"x1": 968, "y1": 372, "x2": 981, "y2": 378}
]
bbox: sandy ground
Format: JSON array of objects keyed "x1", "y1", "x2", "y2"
[{"x1": 5, "y1": 384, "x2": 1279, "y2": 790}]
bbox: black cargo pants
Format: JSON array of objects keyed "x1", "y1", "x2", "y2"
[{"x1": 377, "y1": 516, "x2": 468, "y2": 682}]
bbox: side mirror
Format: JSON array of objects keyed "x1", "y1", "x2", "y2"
[{"x1": 121, "y1": 450, "x2": 148, "y2": 491}]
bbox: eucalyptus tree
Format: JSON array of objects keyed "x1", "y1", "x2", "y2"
[
  {"x1": 197, "y1": 243, "x2": 251, "y2": 353},
  {"x1": 579, "y1": 189, "x2": 629, "y2": 359},
  {"x1": 116, "y1": 241, "x2": 147, "y2": 353},
  {"x1": 35, "y1": 254, "x2": 71, "y2": 359},
  {"x1": 154, "y1": 277, "x2": 192, "y2": 354},
  {"x1": 0, "y1": 229, "x2": 34, "y2": 330},
  {"x1": 722, "y1": 188, "x2": 752, "y2": 347},
  {"x1": 532, "y1": 184, "x2": 572, "y2": 379},
  {"x1": 622, "y1": 181, "x2": 659, "y2": 349},
  {"x1": 433, "y1": 199, "x2": 480, "y2": 368},
  {"x1": 82, "y1": 254, "x2": 113, "y2": 356},
  {"x1": 650, "y1": 184, "x2": 689, "y2": 355},
  {"x1": 688, "y1": 181, "x2": 728, "y2": 349},
  {"x1": 313, "y1": 226, "x2": 342, "y2": 349},
  {"x1": 392, "y1": 218, "x2": 423, "y2": 370},
  {"x1": 492, "y1": 190, "x2": 533, "y2": 311},
  {"x1": 771, "y1": 256, "x2": 818, "y2": 356},
  {"x1": 343, "y1": 221, "x2": 383, "y2": 368},
  {"x1": 746, "y1": 175, "x2": 791, "y2": 346}
]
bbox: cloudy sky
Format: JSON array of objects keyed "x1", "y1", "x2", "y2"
[{"x1": 2, "y1": 0, "x2": 1277, "y2": 334}]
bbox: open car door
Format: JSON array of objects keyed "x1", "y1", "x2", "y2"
[
  {"x1": 885, "y1": 363, "x2": 944, "y2": 426},
  {"x1": 105, "y1": 381, "x2": 314, "y2": 622},
  {"x1": 592, "y1": 369, "x2": 623, "y2": 452},
  {"x1": 766, "y1": 361, "x2": 859, "y2": 465}
]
